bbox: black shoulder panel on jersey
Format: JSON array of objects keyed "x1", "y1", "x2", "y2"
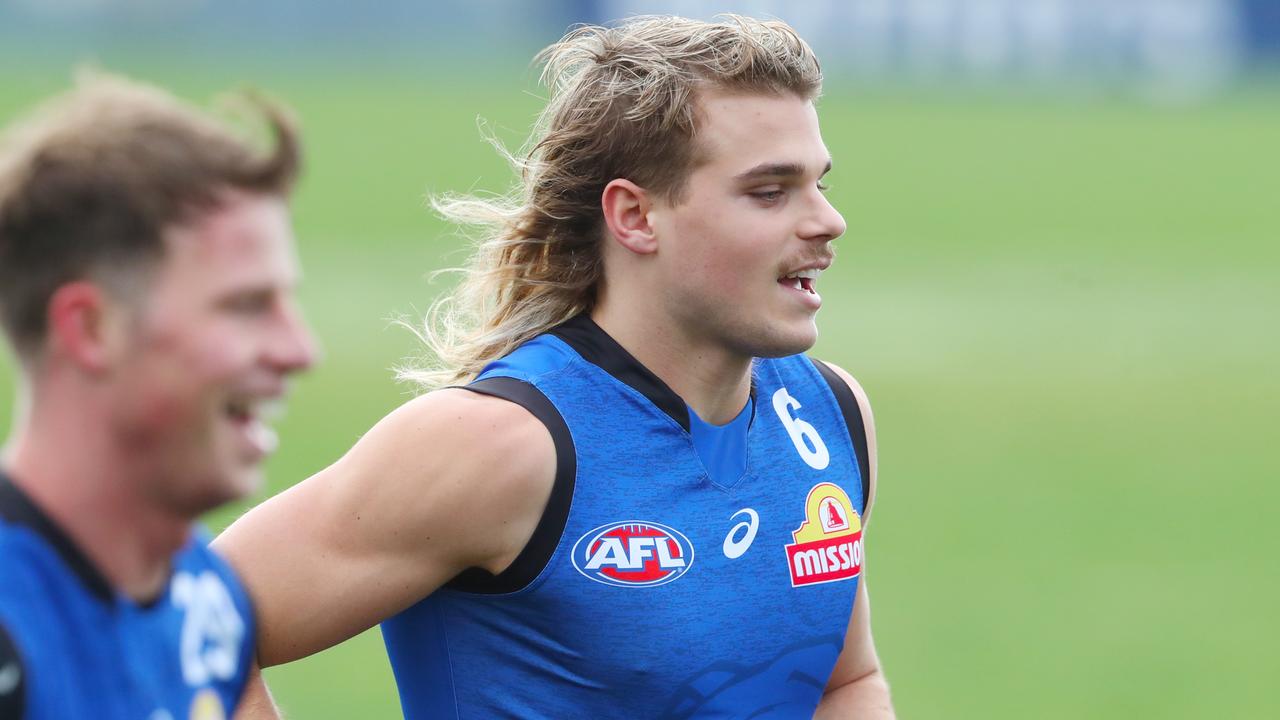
[
  {"x1": 552, "y1": 313, "x2": 692, "y2": 432},
  {"x1": 446, "y1": 377, "x2": 576, "y2": 594},
  {"x1": 0, "y1": 472, "x2": 112, "y2": 602},
  {"x1": 810, "y1": 359, "x2": 871, "y2": 515},
  {"x1": 0, "y1": 622, "x2": 25, "y2": 720}
]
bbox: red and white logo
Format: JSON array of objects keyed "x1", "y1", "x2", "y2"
[
  {"x1": 785, "y1": 483, "x2": 863, "y2": 588},
  {"x1": 572, "y1": 521, "x2": 695, "y2": 588},
  {"x1": 819, "y1": 497, "x2": 850, "y2": 532}
]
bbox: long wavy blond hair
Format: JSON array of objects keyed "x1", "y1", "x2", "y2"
[{"x1": 401, "y1": 14, "x2": 823, "y2": 389}]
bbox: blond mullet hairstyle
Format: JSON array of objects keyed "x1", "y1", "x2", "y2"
[{"x1": 401, "y1": 14, "x2": 823, "y2": 389}]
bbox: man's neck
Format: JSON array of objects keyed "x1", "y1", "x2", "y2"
[
  {"x1": 591, "y1": 304, "x2": 753, "y2": 426},
  {"x1": 4, "y1": 412, "x2": 190, "y2": 602}
]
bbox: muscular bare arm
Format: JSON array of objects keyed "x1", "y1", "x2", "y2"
[
  {"x1": 813, "y1": 362, "x2": 895, "y2": 718},
  {"x1": 214, "y1": 388, "x2": 556, "y2": 667}
]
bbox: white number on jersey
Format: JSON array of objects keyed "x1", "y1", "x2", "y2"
[
  {"x1": 171, "y1": 571, "x2": 245, "y2": 687},
  {"x1": 771, "y1": 387, "x2": 830, "y2": 470}
]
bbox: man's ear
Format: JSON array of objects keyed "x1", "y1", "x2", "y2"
[
  {"x1": 601, "y1": 178, "x2": 658, "y2": 255},
  {"x1": 46, "y1": 281, "x2": 128, "y2": 374}
]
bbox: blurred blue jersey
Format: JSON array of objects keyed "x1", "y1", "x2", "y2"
[
  {"x1": 382, "y1": 314, "x2": 870, "y2": 718},
  {"x1": 0, "y1": 475, "x2": 255, "y2": 720}
]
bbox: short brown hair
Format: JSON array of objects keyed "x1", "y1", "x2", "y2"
[
  {"x1": 0, "y1": 71, "x2": 300, "y2": 358},
  {"x1": 403, "y1": 14, "x2": 823, "y2": 388}
]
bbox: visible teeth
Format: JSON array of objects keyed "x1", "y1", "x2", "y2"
[
  {"x1": 226, "y1": 397, "x2": 286, "y2": 419},
  {"x1": 783, "y1": 268, "x2": 822, "y2": 280},
  {"x1": 250, "y1": 422, "x2": 279, "y2": 454},
  {"x1": 257, "y1": 398, "x2": 286, "y2": 422}
]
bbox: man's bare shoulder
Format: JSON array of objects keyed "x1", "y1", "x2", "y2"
[
  {"x1": 373, "y1": 386, "x2": 556, "y2": 483},
  {"x1": 817, "y1": 361, "x2": 872, "y2": 410},
  {"x1": 344, "y1": 386, "x2": 559, "y2": 571}
]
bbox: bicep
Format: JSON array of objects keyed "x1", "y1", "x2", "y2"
[
  {"x1": 214, "y1": 456, "x2": 437, "y2": 666},
  {"x1": 213, "y1": 390, "x2": 556, "y2": 666}
]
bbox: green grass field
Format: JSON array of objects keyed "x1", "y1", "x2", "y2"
[{"x1": 1, "y1": 62, "x2": 1277, "y2": 718}]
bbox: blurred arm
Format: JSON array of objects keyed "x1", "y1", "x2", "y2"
[
  {"x1": 813, "y1": 363, "x2": 895, "y2": 719},
  {"x1": 214, "y1": 388, "x2": 556, "y2": 667},
  {"x1": 231, "y1": 663, "x2": 279, "y2": 720}
]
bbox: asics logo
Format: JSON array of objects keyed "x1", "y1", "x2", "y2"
[
  {"x1": 0, "y1": 661, "x2": 19, "y2": 694},
  {"x1": 722, "y1": 508, "x2": 760, "y2": 559}
]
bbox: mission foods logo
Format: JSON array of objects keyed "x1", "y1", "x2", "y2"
[
  {"x1": 785, "y1": 482, "x2": 863, "y2": 587},
  {"x1": 189, "y1": 689, "x2": 226, "y2": 720},
  {"x1": 572, "y1": 521, "x2": 695, "y2": 587}
]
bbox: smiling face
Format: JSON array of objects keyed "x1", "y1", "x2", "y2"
[
  {"x1": 106, "y1": 191, "x2": 317, "y2": 515},
  {"x1": 647, "y1": 91, "x2": 846, "y2": 360}
]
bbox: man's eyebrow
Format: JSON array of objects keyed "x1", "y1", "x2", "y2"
[{"x1": 734, "y1": 159, "x2": 834, "y2": 182}]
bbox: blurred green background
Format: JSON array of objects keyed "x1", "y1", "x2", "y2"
[{"x1": 2, "y1": 11, "x2": 1279, "y2": 720}]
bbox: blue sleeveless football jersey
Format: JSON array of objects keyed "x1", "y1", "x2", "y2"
[
  {"x1": 383, "y1": 315, "x2": 869, "y2": 718},
  {"x1": 0, "y1": 475, "x2": 256, "y2": 720}
]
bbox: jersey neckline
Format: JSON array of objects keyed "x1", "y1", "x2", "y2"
[
  {"x1": 0, "y1": 469, "x2": 115, "y2": 603},
  {"x1": 550, "y1": 313, "x2": 757, "y2": 433},
  {"x1": 0, "y1": 468, "x2": 162, "y2": 602}
]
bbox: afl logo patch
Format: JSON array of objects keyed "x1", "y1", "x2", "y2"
[{"x1": 572, "y1": 521, "x2": 695, "y2": 587}]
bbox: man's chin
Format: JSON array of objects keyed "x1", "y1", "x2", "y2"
[
  {"x1": 748, "y1": 323, "x2": 819, "y2": 359},
  {"x1": 173, "y1": 468, "x2": 263, "y2": 517},
  {"x1": 223, "y1": 465, "x2": 265, "y2": 502}
]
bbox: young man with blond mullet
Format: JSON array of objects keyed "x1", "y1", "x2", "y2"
[
  {"x1": 218, "y1": 15, "x2": 895, "y2": 718},
  {"x1": 0, "y1": 74, "x2": 316, "y2": 719}
]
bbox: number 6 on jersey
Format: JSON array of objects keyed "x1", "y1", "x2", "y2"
[{"x1": 772, "y1": 387, "x2": 830, "y2": 470}]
